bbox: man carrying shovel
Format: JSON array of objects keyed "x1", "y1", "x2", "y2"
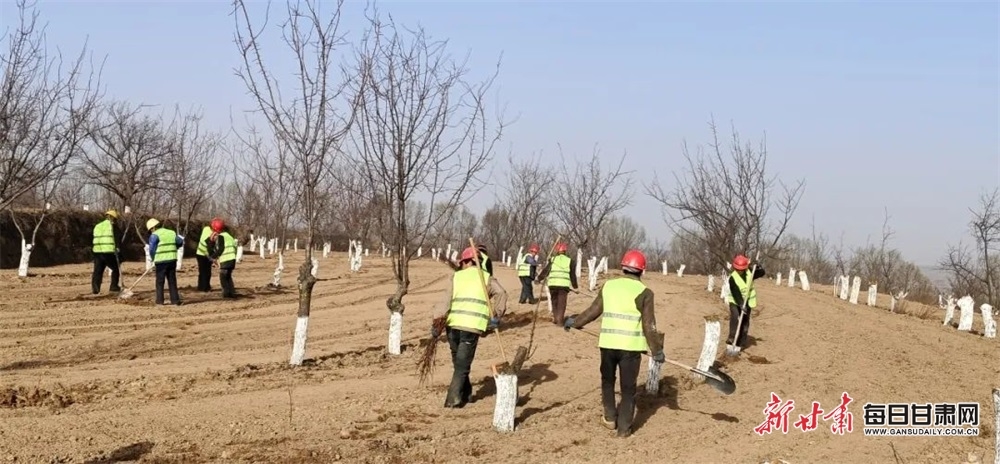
[
  {"x1": 725, "y1": 254, "x2": 766, "y2": 355},
  {"x1": 430, "y1": 246, "x2": 509, "y2": 408},
  {"x1": 563, "y1": 250, "x2": 663, "y2": 438}
]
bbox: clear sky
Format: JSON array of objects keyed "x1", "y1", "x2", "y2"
[{"x1": 3, "y1": 0, "x2": 997, "y2": 266}]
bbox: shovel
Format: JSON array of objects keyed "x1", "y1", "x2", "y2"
[
  {"x1": 119, "y1": 267, "x2": 152, "y2": 299},
  {"x1": 576, "y1": 328, "x2": 736, "y2": 395}
]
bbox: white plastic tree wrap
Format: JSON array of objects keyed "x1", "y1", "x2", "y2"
[
  {"x1": 980, "y1": 304, "x2": 996, "y2": 338},
  {"x1": 144, "y1": 245, "x2": 153, "y2": 271},
  {"x1": 694, "y1": 319, "x2": 721, "y2": 382},
  {"x1": 867, "y1": 285, "x2": 877, "y2": 306},
  {"x1": 676, "y1": 264, "x2": 685, "y2": 277},
  {"x1": 271, "y1": 252, "x2": 284, "y2": 287},
  {"x1": 943, "y1": 296, "x2": 957, "y2": 326},
  {"x1": 838, "y1": 275, "x2": 849, "y2": 300},
  {"x1": 388, "y1": 312, "x2": 403, "y2": 355},
  {"x1": 787, "y1": 268, "x2": 796, "y2": 288},
  {"x1": 492, "y1": 373, "x2": 518, "y2": 433},
  {"x1": 798, "y1": 271, "x2": 810, "y2": 291},
  {"x1": 849, "y1": 276, "x2": 861, "y2": 305}
]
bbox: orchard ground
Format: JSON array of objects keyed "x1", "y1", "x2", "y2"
[{"x1": 0, "y1": 253, "x2": 995, "y2": 463}]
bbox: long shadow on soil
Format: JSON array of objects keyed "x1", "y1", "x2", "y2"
[
  {"x1": 633, "y1": 376, "x2": 739, "y2": 432},
  {"x1": 83, "y1": 441, "x2": 154, "y2": 464}
]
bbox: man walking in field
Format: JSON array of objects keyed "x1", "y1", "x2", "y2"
[
  {"x1": 195, "y1": 219, "x2": 216, "y2": 292},
  {"x1": 91, "y1": 209, "x2": 122, "y2": 294},
  {"x1": 536, "y1": 242, "x2": 577, "y2": 325},
  {"x1": 725, "y1": 254, "x2": 766, "y2": 354},
  {"x1": 431, "y1": 246, "x2": 509, "y2": 408},
  {"x1": 563, "y1": 250, "x2": 663, "y2": 438},
  {"x1": 146, "y1": 218, "x2": 185, "y2": 306}
]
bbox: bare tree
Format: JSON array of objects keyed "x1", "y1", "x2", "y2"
[
  {"x1": 646, "y1": 119, "x2": 805, "y2": 272},
  {"x1": 499, "y1": 153, "x2": 555, "y2": 251},
  {"x1": 83, "y1": 102, "x2": 169, "y2": 213},
  {"x1": 347, "y1": 7, "x2": 505, "y2": 330},
  {"x1": 228, "y1": 126, "x2": 296, "y2": 243},
  {"x1": 550, "y1": 146, "x2": 633, "y2": 250},
  {"x1": 940, "y1": 189, "x2": 1000, "y2": 306},
  {"x1": 478, "y1": 203, "x2": 518, "y2": 257},
  {"x1": 849, "y1": 210, "x2": 938, "y2": 304},
  {"x1": 233, "y1": 0, "x2": 354, "y2": 366},
  {"x1": 0, "y1": 0, "x2": 102, "y2": 211},
  {"x1": 594, "y1": 215, "x2": 647, "y2": 267},
  {"x1": 163, "y1": 105, "x2": 223, "y2": 234}
]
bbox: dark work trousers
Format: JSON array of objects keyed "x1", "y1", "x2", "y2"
[
  {"x1": 549, "y1": 286, "x2": 570, "y2": 325},
  {"x1": 219, "y1": 263, "x2": 236, "y2": 298},
  {"x1": 154, "y1": 262, "x2": 181, "y2": 305},
  {"x1": 600, "y1": 348, "x2": 642, "y2": 436},
  {"x1": 196, "y1": 255, "x2": 213, "y2": 292},
  {"x1": 727, "y1": 303, "x2": 751, "y2": 347},
  {"x1": 445, "y1": 327, "x2": 480, "y2": 407},
  {"x1": 91, "y1": 253, "x2": 121, "y2": 294},
  {"x1": 518, "y1": 276, "x2": 535, "y2": 303}
]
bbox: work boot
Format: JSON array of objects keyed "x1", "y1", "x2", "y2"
[{"x1": 601, "y1": 416, "x2": 616, "y2": 430}]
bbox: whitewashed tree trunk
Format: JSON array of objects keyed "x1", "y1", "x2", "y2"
[
  {"x1": 598, "y1": 257, "x2": 608, "y2": 274},
  {"x1": 83, "y1": 204, "x2": 89, "y2": 211},
  {"x1": 293, "y1": 238, "x2": 298, "y2": 252},
  {"x1": 661, "y1": 261, "x2": 667, "y2": 275},
  {"x1": 798, "y1": 271, "x2": 810, "y2": 291},
  {"x1": 775, "y1": 272, "x2": 782, "y2": 286},
  {"x1": 289, "y1": 316, "x2": 309, "y2": 366},
  {"x1": 249, "y1": 234, "x2": 256, "y2": 252},
  {"x1": 17, "y1": 239, "x2": 31, "y2": 277},
  {"x1": 787, "y1": 268, "x2": 796, "y2": 288},
  {"x1": 849, "y1": 276, "x2": 861, "y2": 304},
  {"x1": 284, "y1": 241, "x2": 290, "y2": 251},
  {"x1": 417, "y1": 247, "x2": 422, "y2": 258},
  {"x1": 311, "y1": 258, "x2": 319, "y2": 278},
  {"x1": 707, "y1": 274, "x2": 715, "y2": 292},
  {"x1": 446, "y1": 243, "x2": 452, "y2": 258},
  {"x1": 388, "y1": 312, "x2": 403, "y2": 355},
  {"x1": 720, "y1": 276, "x2": 730, "y2": 300},
  {"x1": 124, "y1": 206, "x2": 131, "y2": 214},
  {"x1": 144, "y1": 245, "x2": 153, "y2": 271},
  {"x1": 501, "y1": 250, "x2": 506, "y2": 264},
  {"x1": 645, "y1": 357, "x2": 662, "y2": 394},
  {"x1": 980, "y1": 304, "x2": 996, "y2": 338},
  {"x1": 676, "y1": 264, "x2": 685, "y2": 277},
  {"x1": 867, "y1": 285, "x2": 878, "y2": 306},
  {"x1": 587, "y1": 257, "x2": 598, "y2": 291},
  {"x1": 365, "y1": 249, "x2": 369, "y2": 257},
  {"x1": 515, "y1": 247, "x2": 524, "y2": 272},
  {"x1": 943, "y1": 296, "x2": 957, "y2": 325},
  {"x1": 236, "y1": 245, "x2": 244, "y2": 263},
  {"x1": 271, "y1": 252, "x2": 284, "y2": 287},
  {"x1": 694, "y1": 319, "x2": 721, "y2": 382},
  {"x1": 176, "y1": 244, "x2": 185, "y2": 271},
  {"x1": 575, "y1": 249, "x2": 583, "y2": 283},
  {"x1": 838, "y1": 275, "x2": 849, "y2": 300},
  {"x1": 492, "y1": 373, "x2": 518, "y2": 433},
  {"x1": 260, "y1": 238, "x2": 266, "y2": 259},
  {"x1": 506, "y1": 255, "x2": 512, "y2": 266},
  {"x1": 957, "y1": 296, "x2": 975, "y2": 331}
]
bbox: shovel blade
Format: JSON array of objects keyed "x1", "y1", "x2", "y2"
[
  {"x1": 702, "y1": 366, "x2": 736, "y2": 395},
  {"x1": 119, "y1": 290, "x2": 133, "y2": 299}
]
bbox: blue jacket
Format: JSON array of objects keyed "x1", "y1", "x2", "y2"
[{"x1": 148, "y1": 230, "x2": 185, "y2": 261}]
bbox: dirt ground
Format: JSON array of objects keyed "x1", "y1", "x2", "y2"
[{"x1": 0, "y1": 253, "x2": 996, "y2": 463}]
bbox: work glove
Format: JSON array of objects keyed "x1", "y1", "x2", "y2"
[
  {"x1": 563, "y1": 316, "x2": 577, "y2": 332},
  {"x1": 652, "y1": 350, "x2": 665, "y2": 363},
  {"x1": 487, "y1": 317, "x2": 499, "y2": 330}
]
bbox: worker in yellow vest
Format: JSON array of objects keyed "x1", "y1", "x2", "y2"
[
  {"x1": 725, "y1": 254, "x2": 766, "y2": 353},
  {"x1": 536, "y1": 242, "x2": 577, "y2": 325},
  {"x1": 563, "y1": 250, "x2": 662, "y2": 438},
  {"x1": 146, "y1": 218, "x2": 185, "y2": 306},
  {"x1": 91, "y1": 209, "x2": 121, "y2": 294},
  {"x1": 431, "y1": 246, "x2": 509, "y2": 408},
  {"x1": 517, "y1": 243, "x2": 540, "y2": 304},
  {"x1": 195, "y1": 220, "x2": 216, "y2": 292},
  {"x1": 208, "y1": 218, "x2": 238, "y2": 299}
]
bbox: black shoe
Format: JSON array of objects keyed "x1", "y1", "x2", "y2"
[{"x1": 109, "y1": 287, "x2": 121, "y2": 293}]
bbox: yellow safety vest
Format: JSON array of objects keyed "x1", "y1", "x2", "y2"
[
  {"x1": 726, "y1": 271, "x2": 757, "y2": 309},
  {"x1": 547, "y1": 254, "x2": 572, "y2": 288},
  {"x1": 517, "y1": 254, "x2": 532, "y2": 277},
  {"x1": 218, "y1": 232, "x2": 237, "y2": 263},
  {"x1": 153, "y1": 228, "x2": 178, "y2": 263},
  {"x1": 196, "y1": 226, "x2": 212, "y2": 256},
  {"x1": 92, "y1": 219, "x2": 115, "y2": 253},
  {"x1": 598, "y1": 277, "x2": 649, "y2": 352},
  {"x1": 446, "y1": 267, "x2": 492, "y2": 332}
]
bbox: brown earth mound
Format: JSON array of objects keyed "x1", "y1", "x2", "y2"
[{"x1": 0, "y1": 253, "x2": 995, "y2": 463}]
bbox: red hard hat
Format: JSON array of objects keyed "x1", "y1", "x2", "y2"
[
  {"x1": 460, "y1": 246, "x2": 478, "y2": 262},
  {"x1": 528, "y1": 244, "x2": 540, "y2": 253},
  {"x1": 733, "y1": 254, "x2": 749, "y2": 271},
  {"x1": 621, "y1": 250, "x2": 646, "y2": 271},
  {"x1": 554, "y1": 242, "x2": 568, "y2": 253},
  {"x1": 210, "y1": 218, "x2": 224, "y2": 233}
]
